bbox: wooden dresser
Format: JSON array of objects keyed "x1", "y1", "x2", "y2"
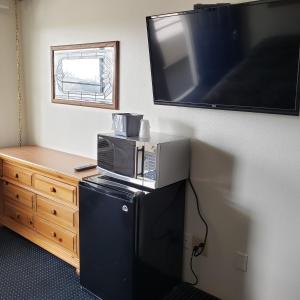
[{"x1": 0, "y1": 146, "x2": 97, "y2": 271}]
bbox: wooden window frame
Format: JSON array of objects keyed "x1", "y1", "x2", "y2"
[{"x1": 51, "y1": 41, "x2": 120, "y2": 110}]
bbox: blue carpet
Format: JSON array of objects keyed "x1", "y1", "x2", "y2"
[
  {"x1": 164, "y1": 283, "x2": 220, "y2": 300},
  {"x1": 0, "y1": 227, "x2": 97, "y2": 300},
  {"x1": 0, "y1": 227, "x2": 220, "y2": 300}
]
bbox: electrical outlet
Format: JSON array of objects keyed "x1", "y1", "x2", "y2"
[
  {"x1": 184, "y1": 234, "x2": 208, "y2": 256},
  {"x1": 234, "y1": 252, "x2": 248, "y2": 272},
  {"x1": 192, "y1": 236, "x2": 208, "y2": 257}
]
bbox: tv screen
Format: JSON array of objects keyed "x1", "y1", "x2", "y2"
[{"x1": 146, "y1": 0, "x2": 300, "y2": 115}]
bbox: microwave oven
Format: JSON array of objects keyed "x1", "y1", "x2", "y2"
[{"x1": 97, "y1": 133, "x2": 190, "y2": 189}]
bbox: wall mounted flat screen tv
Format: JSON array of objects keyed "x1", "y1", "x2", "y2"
[{"x1": 146, "y1": 0, "x2": 300, "y2": 115}]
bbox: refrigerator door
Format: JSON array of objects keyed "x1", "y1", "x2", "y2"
[{"x1": 79, "y1": 181, "x2": 140, "y2": 300}]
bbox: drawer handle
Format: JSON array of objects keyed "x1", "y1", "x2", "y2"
[
  {"x1": 16, "y1": 194, "x2": 19, "y2": 199},
  {"x1": 29, "y1": 220, "x2": 33, "y2": 225},
  {"x1": 15, "y1": 173, "x2": 19, "y2": 179},
  {"x1": 58, "y1": 238, "x2": 63, "y2": 243},
  {"x1": 16, "y1": 214, "x2": 21, "y2": 219},
  {"x1": 51, "y1": 209, "x2": 57, "y2": 216},
  {"x1": 50, "y1": 187, "x2": 57, "y2": 193},
  {"x1": 51, "y1": 232, "x2": 57, "y2": 238}
]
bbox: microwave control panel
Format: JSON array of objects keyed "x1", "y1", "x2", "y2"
[{"x1": 144, "y1": 151, "x2": 157, "y2": 181}]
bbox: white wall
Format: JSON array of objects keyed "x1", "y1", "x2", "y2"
[
  {"x1": 0, "y1": 0, "x2": 19, "y2": 147},
  {"x1": 20, "y1": 1, "x2": 300, "y2": 300}
]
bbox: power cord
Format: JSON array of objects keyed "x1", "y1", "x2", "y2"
[{"x1": 188, "y1": 178, "x2": 209, "y2": 286}]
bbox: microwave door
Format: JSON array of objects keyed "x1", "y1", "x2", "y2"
[
  {"x1": 114, "y1": 142, "x2": 136, "y2": 177},
  {"x1": 98, "y1": 136, "x2": 136, "y2": 178}
]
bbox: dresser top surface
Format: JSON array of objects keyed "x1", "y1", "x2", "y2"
[{"x1": 0, "y1": 146, "x2": 98, "y2": 181}]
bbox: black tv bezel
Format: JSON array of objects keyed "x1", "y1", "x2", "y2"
[{"x1": 146, "y1": 0, "x2": 300, "y2": 116}]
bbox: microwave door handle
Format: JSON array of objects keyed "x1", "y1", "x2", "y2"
[
  {"x1": 141, "y1": 146, "x2": 145, "y2": 176},
  {"x1": 136, "y1": 146, "x2": 145, "y2": 177}
]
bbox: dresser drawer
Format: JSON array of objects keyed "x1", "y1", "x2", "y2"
[
  {"x1": 4, "y1": 201, "x2": 34, "y2": 229},
  {"x1": 36, "y1": 196, "x2": 76, "y2": 230},
  {"x1": 2, "y1": 182, "x2": 34, "y2": 210},
  {"x1": 35, "y1": 217, "x2": 76, "y2": 252},
  {"x1": 33, "y1": 175, "x2": 76, "y2": 205},
  {"x1": 3, "y1": 162, "x2": 32, "y2": 186}
]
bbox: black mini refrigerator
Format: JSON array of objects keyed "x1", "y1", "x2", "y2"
[{"x1": 79, "y1": 175, "x2": 186, "y2": 300}]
